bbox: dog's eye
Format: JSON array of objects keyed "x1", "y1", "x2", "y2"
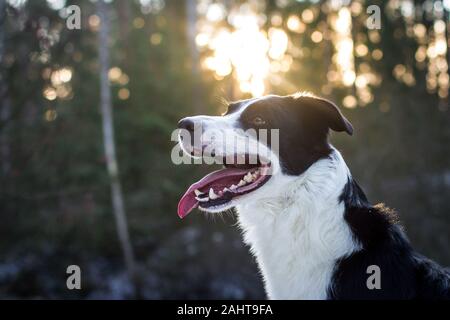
[{"x1": 252, "y1": 117, "x2": 266, "y2": 126}]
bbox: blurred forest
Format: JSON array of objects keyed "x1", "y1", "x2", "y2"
[{"x1": 0, "y1": 0, "x2": 448, "y2": 299}]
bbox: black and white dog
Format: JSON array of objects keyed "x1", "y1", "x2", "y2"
[{"x1": 177, "y1": 93, "x2": 450, "y2": 300}]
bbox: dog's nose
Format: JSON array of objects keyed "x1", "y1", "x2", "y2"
[{"x1": 178, "y1": 118, "x2": 195, "y2": 134}]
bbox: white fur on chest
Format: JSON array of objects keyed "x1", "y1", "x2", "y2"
[{"x1": 236, "y1": 151, "x2": 360, "y2": 299}]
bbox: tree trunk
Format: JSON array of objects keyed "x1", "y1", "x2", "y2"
[
  {"x1": 117, "y1": 0, "x2": 130, "y2": 65},
  {"x1": 97, "y1": 0, "x2": 137, "y2": 297},
  {"x1": 118, "y1": 0, "x2": 130, "y2": 41},
  {"x1": 0, "y1": 0, "x2": 11, "y2": 176},
  {"x1": 185, "y1": 0, "x2": 203, "y2": 112}
]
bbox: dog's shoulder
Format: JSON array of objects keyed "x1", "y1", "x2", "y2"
[
  {"x1": 329, "y1": 178, "x2": 450, "y2": 300},
  {"x1": 413, "y1": 253, "x2": 450, "y2": 299},
  {"x1": 329, "y1": 222, "x2": 418, "y2": 299}
]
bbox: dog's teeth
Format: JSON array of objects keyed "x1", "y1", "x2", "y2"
[
  {"x1": 209, "y1": 188, "x2": 219, "y2": 199},
  {"x1": 244, "y1": 172, "x2": 253, "y2": 183},
  {"x1": 194, "y1": 189, "x2": 204, "y2": 196},
  {"x1": 238, "y1": 180, "x2": 246, "y2": 187},
  {"x1": 230, "y1": 184, "x2": 237, "y2": 190},
  {"x1": 196, "y1": 196, "x2": 209, "y2": 202}
]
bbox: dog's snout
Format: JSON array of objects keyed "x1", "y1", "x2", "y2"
[{"x1": 178, "y1": 118, "x2": 195, "y2": 133}]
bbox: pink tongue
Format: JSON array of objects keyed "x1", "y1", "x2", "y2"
[{"x1": 177, "y1": 168, "x2": 251, "y2": 218}]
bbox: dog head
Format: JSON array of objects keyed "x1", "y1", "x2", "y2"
[{"x1": 177, "y1": 93, "x2": 353, "y2": 218}]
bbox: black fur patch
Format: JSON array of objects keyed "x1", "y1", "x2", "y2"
[
  {"x1": 237, "y1": 95, "x2": 351, "y2": 175},
  {"x1": 329, "y1": 178, "x2": 450, "y2": 300},
  {"x1": 340, "y1": 178, "x2": 399, "y2": 249}
]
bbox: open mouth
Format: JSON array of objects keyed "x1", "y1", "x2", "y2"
[{"x1": 177, "y1": 155, "x2": 272, "y2": 218}]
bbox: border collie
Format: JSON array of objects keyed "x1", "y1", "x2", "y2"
[{"x1": 176, "y1": 93, "x2": 450, "y2": 300}]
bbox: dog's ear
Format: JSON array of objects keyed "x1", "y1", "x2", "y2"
[{"x1": 292, "y1": 94, "x2": 354, "y2": 135}]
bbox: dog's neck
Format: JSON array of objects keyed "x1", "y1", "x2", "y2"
[{"x1": 236, "y1": 149, "x2": 360, "y2": 299}]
